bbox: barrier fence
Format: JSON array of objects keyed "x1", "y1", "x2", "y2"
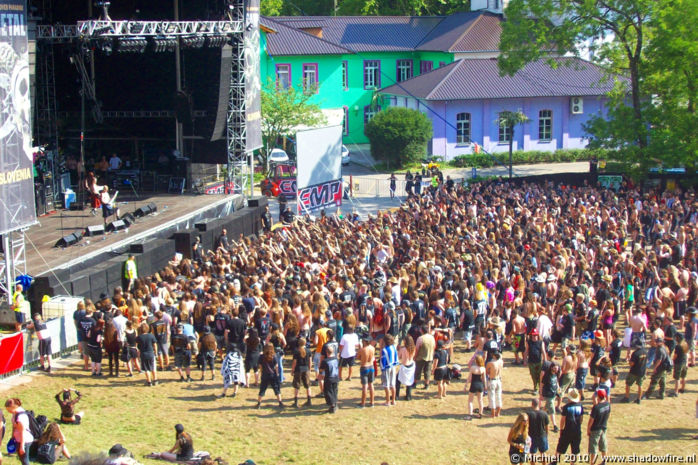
[{"x1": 349, "y1": 176, "x2": 470, "y2": 198}]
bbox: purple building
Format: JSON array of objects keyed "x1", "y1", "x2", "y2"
[{"x1": 380, "y1": 57, "x2": 623, "y2": 160}]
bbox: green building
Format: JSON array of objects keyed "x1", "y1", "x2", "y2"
[{"x1": 260, "y1": 11, "x2": 503, "y2": 145}]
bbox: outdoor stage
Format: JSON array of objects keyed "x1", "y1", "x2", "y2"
[{"x1": 24, "y1": 192, "x2": 244, "y2": 278}]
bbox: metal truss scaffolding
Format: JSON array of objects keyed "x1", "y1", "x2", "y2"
[
  {"x1": 0, "y1": 231, "x2": 26, "y2": 306},
  {"x1": 37, "y1": 20, "x2": 243, "y2": 40},
  {"x1": 226, "y1": 0, "x2": 249, "y2": 196}
]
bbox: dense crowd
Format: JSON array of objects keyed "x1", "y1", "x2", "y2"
[{"x1": 8, "y1": 175, "x2": 698, "y2": 464}]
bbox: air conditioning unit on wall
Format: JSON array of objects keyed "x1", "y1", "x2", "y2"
[{"x1": 570, "y1": 97, "x2": 584, "y2": 114}]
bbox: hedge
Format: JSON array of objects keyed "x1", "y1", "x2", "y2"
[{"x1": 450, "y1": 148, "x2": 614, "y2": 168}]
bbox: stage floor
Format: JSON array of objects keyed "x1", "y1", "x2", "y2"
[{"x1": 24, "y1": 192, "x2": 237, "y2": 277}]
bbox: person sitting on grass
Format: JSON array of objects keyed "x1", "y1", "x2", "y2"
[
  {"x1": 55, "y1": 388, "x2": 84, "y2": 424},
  {"x1": 147, "y1": 424, "x2": 194, "y2": 462},
  {"x1": 35, "y1": 422, "x2": 72, "y2": 460}
]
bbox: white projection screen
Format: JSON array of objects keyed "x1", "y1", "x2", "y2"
[{"x1": 295, "y1": 125, "x2": 343, "y2": 190}]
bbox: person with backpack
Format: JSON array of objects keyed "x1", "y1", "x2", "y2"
[
  {"x1": 4, "y1": 398, "x2": 36, "y2": 465},
  {"x1": 643, "y1": 337, "x2": 671, "y2": 400}
]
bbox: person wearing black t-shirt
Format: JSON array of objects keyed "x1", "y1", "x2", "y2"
[
  {"x1": 291, "y1": 337, "x2": 312, "y2": 408},
  {"x1": 320, "y1": 344, "x2": 340, "y2": 414},
  {"x1": 225, "y1": 307, "x2": 247, "y2": 353},
  {"x1": 136, "y1": 322, "x2": 159, "y2": 386},
  {"x1": 588, "y1": 389, "x2": 611, "y2": 464},
  {"x1": 671, "y1": 333, "x2": 689, "y2": 397},
  {"x1": 171, "y1": 324, "x2": 192, "y2": 382},
  {"x1": 525, "y1": 329, "x2": 546, "y2": 391},
  {"x1": 540, "y1": 359, "x2": 560, "y2": 432},
  {"x1": 556, "y1": 388, "x2": 584, "y2": 459},
  {"x1": 150, "y1": 311, "x2": 170, "y2": 371},
  {"x1": 527, "y1": 398, "x2": 550, "y2": 456},
  {"x1": 644, "y1": 338, "x2": 670, "y2": 400},
  {"x1": 28, "y1": 314, "x2": 52, "y2": 372},
  {"x1": 623, "y1": 341, "x2": 647, "y2": 403}
]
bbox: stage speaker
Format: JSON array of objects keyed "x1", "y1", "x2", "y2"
[
  {"x1": 85, "y1": 224, "x2": 105, "y2": 236},
  {"x1": 54, "y1": 232, "x2": 82, "y2": 248},
  {"x1": 134, "y1": 202, "x2": 157, "y2": 218},
  {"x1": 247, "y1": 197, "x2": 267, "y2": 208},
  {"x1": 106, "y1": 220, "x2": 127, "y2": 232},
  {"x1": 121, "y1": 212, "x2": 136, "y2": 227}
]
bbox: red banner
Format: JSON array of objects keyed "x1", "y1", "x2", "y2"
[{"x1": 0, "y1": 333, "x2": 24, "y2": 375}]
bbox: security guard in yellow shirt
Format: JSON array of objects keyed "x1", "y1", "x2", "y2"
[
  {"x1": 12, "y1": 283, "x2": 26, "y2": 332},
  {"x1": 124, "y1": 255, "x2": 138, "y2": 292}
]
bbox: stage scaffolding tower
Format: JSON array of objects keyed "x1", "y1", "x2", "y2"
[{"x1": 35, "y1": 3, "x2": 250, "y2": 198}]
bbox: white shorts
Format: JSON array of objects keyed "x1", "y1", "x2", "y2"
[{"x1": 381, "y1": 365, "x2": 398, "y2": 389}]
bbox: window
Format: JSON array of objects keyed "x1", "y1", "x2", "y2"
[
  {"x1": 396, "y1": 59, "x2": 413, "y2": 82},
  {"x1": 342, "y1": 61, "x2": 348, "y2": 90},
  {"x1": 456, "y1": 112, "x2": 471, "y2": 145},
  {"x1": 420, "y1": 60, "x2": 433, "y2": 74},
  {"x1": 364, "y1": 105, "x2": 379, "y2": 132},
  {"x1": 439, "y1": 61, "x2": 446, "y2": 68},
  {"x1": 302, "y1": 63, "x2": 318, "y2": 93},
  {"x1": 363, "y1": 60, "x2": 381, "y2": 89},
  {"x1": 343, "y1": 106, "x2": 349, "y2": 135},
  {"x1": 539, "y1": 109, "x2": 552, "y2": 141},
  {"x1": 498, "y1": 113, "x2": 511, "y2": 143},
  {"x1": 275, "y1": 64, "x2": 291, "y2": 89}
]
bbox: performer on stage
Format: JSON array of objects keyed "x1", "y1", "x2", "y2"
[
  {"x1": 84, "y1": 172, "x2": 103, "y2": 216},
  {"x1": 100, "y1": 186, "x2": 120, "y2": 224}
]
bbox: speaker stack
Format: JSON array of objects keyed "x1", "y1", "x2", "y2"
[
  {"x1": 106, "y1": 220, "x2": 127, "y2": 232},
  {"x1": 54, "y1": 231, "x2": 84, "y2": 248},
  {"x1": 134, "y1": 202, "x2": 157, "y2": 218},
  {"x1": 85, "y1": 224, "x2": 105, "y2": 236}
]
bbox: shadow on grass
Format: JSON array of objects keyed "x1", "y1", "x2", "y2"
[
  {"x1": 169, "y1": 394, "x2": 223, "y2": 402},
  {"x1": 616, "y1": 427, "x2": 695, "y2": 441},
  {"x1": 407, "y1": 412, "x2": 465, "y2": 421}
]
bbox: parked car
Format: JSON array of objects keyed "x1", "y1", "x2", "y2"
[
  {"x1": 269, "y1": 148, "x2": 289, "y2": 164},
  {"x1": 341, "y1": 145, "x2": 351, "y2": 165}
]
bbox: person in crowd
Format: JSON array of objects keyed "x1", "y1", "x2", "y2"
[
  {"x1": 171, "y1": 324, "x2": 192, "y2": 383},
  {"x1": 147, "y1": 424, "x2": 193, "y2": 462},
  {"x1": 396, "y1": 335, "x2": 416, "y2": 402},
  {"x1": 11, "y1": 284, "x2": 26, "y2": 333},
  {"x1": 4, "y1": 398, "x2": 33, "y2": 465},
  {"x1": 320, "y1": 344, "x2": 340, "y2": 414},
  {"x1": 136, "y1": 322, "x2": 158, "y2": 386},
  {"x1": 122, "y1": 320, "x2": 141, "y2": 376},
  {"x1": 219, "y1": 345, "x2": 245, "y2": 399},
  {"x1": 198, "y1": 326, "x2": 217, "y2": 381},
  {"x1": 556, "y1": 388, "x2": 584, "y2": 461},
  {"x1": 487, "y1": 350, "x2": 504, "y2": 418},
  {"x1": 291, "y1": 337, "x2": 312, "y2": 408},
  {"x1": 55, "y1": 389, "x2": 84, "y2": 424},
  {"x1": 380, "y1": 334, "x2": 399, "y2": 406},
  {"x1": 525, "y1": 328, "x2": 545, "y2": 392},
  {"x1": 104, "y1": 319, "x2": 121, "y2": 377},
  {"x1": 35, "y1": 422, "x2": 71, "y2": 460},
  {"x1": 507, "y1": 412, "x2": 528, "y2": 464},
  {"x1": 86, "y1": 319, "x2": 105, "y2": 377},
  {"x1": 587, "y1": 389, "x2": 611, "y2": 465},
  {"x1": 357, "y1": 336, "x2": 376, "y2": 408},
  {"x1": 27, "y1": 314, "x2": 52, "y2": 372},
  {"x1": 432, "y1": 339, "x2": 450, "y2": 400},
  {"x1": 256, "y1": 344, "x2": 284, "y2": 409},
  {"x1": 644, "y1": 337, "x2": 671, "y2": 400},
  {"x1": 245, "y1": 328, "x2": 262, "y2": 387},
  {"x1": 671, "y1": 333, "x2": 689, "y2": 397},
  {"x1": 527, "y1": 398, "x2": 549, "y2": 458},
  {"x1": 466, "y1": 355, "x2": 486, "y2": 420},
  {"x1": 414, "y1": 324, "x2": 435, "y2": 390},
  {"x1": 338, "y1": 326, "x2": 359, "y2": 381}
]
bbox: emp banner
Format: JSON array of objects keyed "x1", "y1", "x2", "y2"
[
  {"x1": 297, "y1": 179, "x2": 342, "y2": 214},
  {"x1": 0, "y1": 0, "x2": 36, "y2": 235}
]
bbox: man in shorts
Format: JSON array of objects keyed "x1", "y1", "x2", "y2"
[
  {"x1": 626, "y1": 308, "x2": 647, "y2": 361},
  {"x1": 527, "y1": 398, "x2": 550, "y2": 458},
  {"x1": 486, "y1": 351, "x2": 503, "y2": 417},
  {"x1": 511, "y1": 309, "x2": 527, "y2": 365},
  {"x1": 540, "y1": 359, "x2": 560, "y2": 432},
  {"x1": 623, "y1": 340, "x2": 647, "y2": 404},
  {"x1": 556, "y1": 388, "x2": 584, "y2": 461},
  {"x1": 588, "y1": 389, "x2": 611, "y2": 465},
  {"x1": 358, "y1": 337, "x2": 375, "y2": 407},
  {"x1": 171, "y1": 324, "x2": 192, "y2": 382},
  {"x1": 380, "y1": 334, "x2": 399, "y2": 406}
]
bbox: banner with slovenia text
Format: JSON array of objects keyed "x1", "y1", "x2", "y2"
[{"x1": 0, "y1": 0, "x2": 36, "y2": 235}]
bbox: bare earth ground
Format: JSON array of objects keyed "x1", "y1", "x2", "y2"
[{"x1": 3, "y1": 340, "x2": 696, "y2": 465}]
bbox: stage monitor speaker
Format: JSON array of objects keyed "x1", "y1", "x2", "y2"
[
  {"x1": 106, "y1": 220, "x2": 127, "y2": 232},
  {"x1": 134, "y1": 202, "x2": 157, "y2": 218},
  {"x1": 122, "y1": 212, "x2": 136, "y2": 227},
  {"x1": 54, "y1": 232, "x2": 82, "y2": 248},
  {"x1": 85, "y1": 225, "x2": 105, "y2": 236}
]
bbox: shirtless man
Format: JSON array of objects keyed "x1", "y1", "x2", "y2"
[
  {"x1": 626, "y1": 308, "x2": 648, "y2": 361},
  {"x1": 486, "y1": 351, "x2": 503, "y2": 417},
  {"x1": 558, "y1": 345, "x2": 578, "y2": 408},
  {"x1": 357, "y1": 337, "x2": 376, "y2": 407},
  {"x1": 511, "y1": 310, "x2": 527, "y2": 365}
]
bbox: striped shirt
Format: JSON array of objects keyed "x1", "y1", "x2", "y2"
[{"x1": 380, "y1": 344, "x2": 398, "y2": 370}]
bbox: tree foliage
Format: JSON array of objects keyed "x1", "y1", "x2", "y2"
[
  {"x1": 261, "y1": 0, "x2": 284, "y2": 16},
  {"x1": 365, "y1": 107, "x2": 433, "y2": 169},
  {"x1": 261, "y1": 79, "x2": 326, "y2": 169},
  {"x1": 499, "y1": 0, "x2": 653, "y2": 159}
]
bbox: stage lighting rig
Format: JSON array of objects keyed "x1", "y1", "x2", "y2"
[
  {"x1": 118, "y1": 36, "x2": 147, "y2": 53},
  {"x1": 181, "y1": 36, "x2": 205, "y2": 49},
  {"x1": 94, "y1": 1, "x2": 112, "y2": 20},
  {"x1": 153, "y1": 36, "x2": 178, "y2": 52},
  {"x1": 206, "y1": 34, "x2": 226, "y2": 47}
]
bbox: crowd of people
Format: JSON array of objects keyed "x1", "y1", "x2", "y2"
[{"x1": 13, "y1": 175, "x2": 698, "y2": 463}]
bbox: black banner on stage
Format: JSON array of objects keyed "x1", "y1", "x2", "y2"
[
  {"x1": 0, "y1": 0, "x2": 35, "y2": 235},
  {"x1": 244, "y1": 0, "x2": 262, "y2": 152}
]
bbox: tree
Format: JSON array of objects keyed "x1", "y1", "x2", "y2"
[
  {"x1": 642, "y1": 0, "x2": 698, "y2": 171},
  {"x1": 261, "y1": 0, "x2": 284, "y2": 16},
  {"x1": 365, "y1": 107, "x2": 433, "y2": 169},
  {"x1": 497, "y1": 110, "x2": 529, "y2": 179},
  {"x1": 498, "y1": 0, "x2": 654, "y2": 156},
  {"x1": 261, "y1": 79, "x2": 326, "y2": 171}
]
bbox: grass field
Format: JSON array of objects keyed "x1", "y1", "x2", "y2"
[{"x1": 3, "y1": 341, "x2": 697, "y2": 465}]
